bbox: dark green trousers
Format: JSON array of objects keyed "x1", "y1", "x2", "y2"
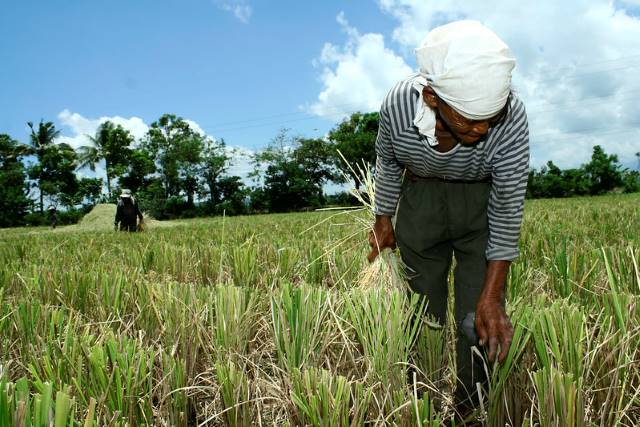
[{"x1": 396, "y1": 177, "x2": 491, "y2": 405}]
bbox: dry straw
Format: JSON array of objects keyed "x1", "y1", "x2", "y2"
[
  {"x1": 74, "y1": 203, "x2": 169, "y2": 232},
  {"x1": 328, "y1": 151, "x2": 410, "y2": 292}
]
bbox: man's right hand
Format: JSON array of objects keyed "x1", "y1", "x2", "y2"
[{"x1": 367, "y1": 215, "x2": 397, "y2": 262}]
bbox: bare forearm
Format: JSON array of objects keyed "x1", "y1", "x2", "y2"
[
  {"x1": 374, "y1": 214, "x2": 393, "y2": 227},
  {"x1": 475, "y1": 259, "x2": 514, "y2": 362},
  {"x1": 368, "y1": 215, "x2": 396, "y2": 262},
  {"x1": 479, "y1": 260, "x2": 510, "y2": 302}
]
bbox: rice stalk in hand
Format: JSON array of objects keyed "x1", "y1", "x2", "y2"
[
  {"x1": 357, "y1": 248, "x2": 409, "y2": 292},
  {"x1": 330, "y1": 150, "x2": 409, "y2": 291}
]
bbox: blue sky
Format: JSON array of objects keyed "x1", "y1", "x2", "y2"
[
  {"x1": 1, "y1": 1, "x2": 389, "y2": 147},
  {"x1": 2, "y1": 0, "x2": 640, "y2": 181}
]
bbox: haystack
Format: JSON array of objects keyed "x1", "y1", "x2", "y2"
[
  {"x1": 75, "y1": 203, "x2": 168, "y2": 231},
  {"x1": 77, "y1": 203, "x2": 118, "y2": 230}
]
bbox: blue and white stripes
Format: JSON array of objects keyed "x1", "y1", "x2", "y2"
[{"x1": 374, "y1": 74, "x2": 530, "y2": 261}]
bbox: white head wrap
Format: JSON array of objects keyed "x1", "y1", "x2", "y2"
[{"x1": 412, "y1": 20, "x2": 515, "y2": 143}]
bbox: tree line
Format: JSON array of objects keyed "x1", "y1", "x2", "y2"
[
  {"x1": 0, "y1": 112, "x2": 378, "y2": 227},
  {"x1": 1, "y1": 111, "x2": 638, "y2": 228},
  {"x1": 527, "y1": 146, "x2": 640, "y2": 198}
]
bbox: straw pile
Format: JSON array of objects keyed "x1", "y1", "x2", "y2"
[
  {"x1": 74, "y1": 203, "x2": 168, "y2": 231},
  {"x1": 77, "y1": 203, "x2": 118, "y2": 230}
]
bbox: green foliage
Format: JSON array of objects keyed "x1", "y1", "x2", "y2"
[
  {"x1": 119, "y1": 148, "x2": 156, "y2": 194},
  {"x1": 293, "y1": 137, "x2": 341, "y2": 187},
  {"x1": 75, "y1": 177, "x2": 103, "y2": 206},
  {"x1": 212, "y1": 285, "x2": 258, "y2": 358},
  {"x1": 290, "y1": 368, "x2": 371, "y2": 427},
  {"x1": 23, "y1": 206, "x2": 92, "y2": 227},
  {"x1": 77, "y1": 121, "x2": 134, "y2": 196},
  {"x1": 142, "y1": 114, "x2": 205, "y2": 203},
  {"x1": 584, "y1": 145, "x2": 624, "y2": 194},
  {"x1": 0, "y1": 134, "x2": 30, "y2": 227},
  {"x1": 621, "y1": 169, "x2": 640, "y2": 193},
  {"x1": 327, "y1": 112, "x2": 379, "y2": 190},
  {"x1": 26, "y1": 120, "x2": 78, "y2": 212},
  {"x1": 214, "y1": 175, "x2": 248, "y2": 215},
  {"x1": 0, "y1": 195, "x2": 638, "y2": 425},
  {"x1": 5, "y1": 112, "x2": 639, "y2": 224},
  {"x1": 271, "y1": 283, "x2": 330, "y2": 371},
  {"x1": 214, "y1": 360, "x2": 253, "y2": 427},
  {"x1": 0, "y1": 375, "x2": 97, "y2": 427},
  {"x1": 527, "y1": 145, "x2": 637, "y2": 198},
  {"x1": 29, "y1": 142, "x2": 79, "y2": 209},
  {"x1": 251, "y1": 130, "x2": 337, "y2": 212},
  {"x1": 200, "y1": 137, "x2": 231, "y2": 204}
]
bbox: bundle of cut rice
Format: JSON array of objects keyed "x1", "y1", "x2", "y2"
[
  {"x1": 337, "y1": 151, "x2": 409, "y2": 292},
  {"x1": 356, "y1": 247, "x2": 408, "y2": 291}
]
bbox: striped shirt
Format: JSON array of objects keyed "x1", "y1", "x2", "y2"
[{"x1": 374, "y1": 74, "x2": 530, "y2": 261}]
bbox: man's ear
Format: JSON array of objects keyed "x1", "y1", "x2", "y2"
[{"x1": 422, "y1": 86, "x2": 438, "y2": 108}]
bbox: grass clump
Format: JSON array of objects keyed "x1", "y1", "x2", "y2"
[
  {"x1": 290, "y1": 367, "x2": 371, "y2": 426},
  {"x1": 1, "y1": 193, "x2": 639, "y2": 425},
  {"x1": 271, "y1": 283, "x2": 331, "y2": 371}
]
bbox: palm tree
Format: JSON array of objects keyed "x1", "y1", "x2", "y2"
[
  {"x1": 78, "y1": 121, "x2": 133, "y2": 196},
  {"x1": 27, "y1": 120, "x2": 61, "y2": 213}
]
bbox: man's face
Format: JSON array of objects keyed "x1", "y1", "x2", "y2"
[{"x1": 423, "y1": 87, "x2": 506, "y2": 145}]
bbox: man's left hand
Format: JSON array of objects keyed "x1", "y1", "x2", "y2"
[{"x1": 475, "y1": 297, "x2": 514, "y2": 363}]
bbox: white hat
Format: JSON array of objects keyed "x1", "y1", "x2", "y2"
[
  {"x1": 120, "y1": 189, "x2": 132, "y2": 198},
  {"x1": 412, "y1": 20, "x2": 515, "y2": 141}
]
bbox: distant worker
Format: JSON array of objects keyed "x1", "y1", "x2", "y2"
[
  {"x1": 114, "y1": 189, "x2": 144, "y2": 232},
  {"x1": 48, "y1": 206, "x2": 57, "y2": 229}
]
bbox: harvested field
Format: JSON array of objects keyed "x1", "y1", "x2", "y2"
[{"x1": 0, "y1": 194, "x2": 638, "y2": 426}]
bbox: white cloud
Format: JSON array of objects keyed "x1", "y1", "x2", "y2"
[
  {"x1": 57, "y1": 109, "x2": 149, "y2": 150},
  {"x1": 308, "y1": 12, "x2": 413, "y2": 120},
  {"x1": 312, "y1": 1, "x2": 640, "y2": 169},
  {"x1": 185, "y1": 119, "x2": 206, "y2": 136},
  {"x1": 216, "y1": 0, "x2": 252, "y2": 23},
  {"x1": 55, "y1": 110, "x2": 257, "y2": 188},
  {"x1": 225, "y1": 145, "x2": 255, "y2": 181}
]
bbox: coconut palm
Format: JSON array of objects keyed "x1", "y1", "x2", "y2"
[
  {"x1": 77, "y1": 121, "x2": 133, "y2": 196},
  {"x1": 27, "y1": 120, "x2": 61, "y2": 213}
]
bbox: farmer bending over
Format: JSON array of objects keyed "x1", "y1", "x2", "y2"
[
  {"x1": 368, "y1": 20, "x2": 529, "y2": 410},
  {"x1": 114, "y1": 189, "x2": 144, "y2": 232}
]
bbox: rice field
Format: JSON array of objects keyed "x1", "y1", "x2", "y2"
[{"x1": 0, "y1": 193, "x2": 638, "y2": 426}]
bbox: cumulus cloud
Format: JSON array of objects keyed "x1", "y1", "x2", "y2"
[
  {"x1": 225, "y1": 146, "x2": 255, "y2": 181},
  {"x1": 57, "y1": 109, "x2": 149, "y2": 150},
  {"x1": 308, "y1": 12, "x2": 413, "y2": 120},
  {"x1": 56, "y1": 110, "x2": 256, "y2": 187},
  {"x1": 184, "y1": 119, "x2": 207, "y2": 137},
  {"x1": 312, "y1": 1, "x2": 640, "y2": 169},
  {"x1": 216, "y1": 0, "x2": 252, "y2": 23}
]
